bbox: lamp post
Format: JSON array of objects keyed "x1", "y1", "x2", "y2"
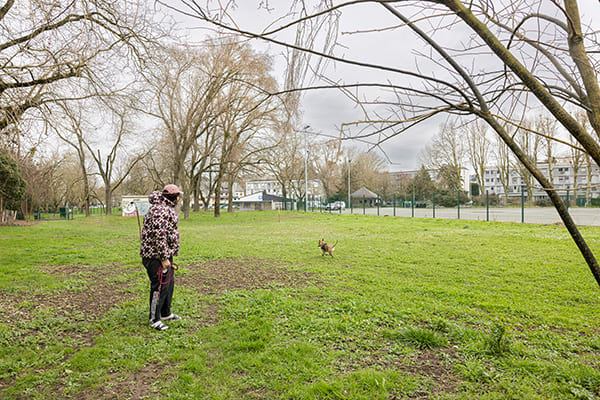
[
  {"x1": 347, "y1": 158, "x2": 351, "y2": 209},
  {"x1": 304, "y1": 129, "x2": 308, "y2": 212}
]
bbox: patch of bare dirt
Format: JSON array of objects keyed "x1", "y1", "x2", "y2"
[
  {"x1": 179, "y1": 257, "x2": 319, "y2": 295},
  {"x1": 2, "y1": 264, "x2": 135, "y2": 325},
  {"x1": 75, "y1": 361, "x2": 173, "y2": 400},
  {"x1": 341, "y1": 347, "x2": 461, "y2": 397},
  {"x1": 0, "y1": 219, "x2": 38, "y2": 227},
  {"x1": 399, "y1": 349, "x2": 461, "y2": 396}
]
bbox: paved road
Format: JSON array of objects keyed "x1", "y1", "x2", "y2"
[{"x1": 319, "y1": 206, "x2": 600, "y2": 226}]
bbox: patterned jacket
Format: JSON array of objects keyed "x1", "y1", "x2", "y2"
[{"x1": 140, "y1": 191, "x2": 180, "y2": 260}]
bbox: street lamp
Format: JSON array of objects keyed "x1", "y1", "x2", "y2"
[
  {"x1": 347, "y1": 158, "x2": 351, "y2": 209},
  {"x1": 303, "y1": 125, "x2": 310, "y2": 212}
]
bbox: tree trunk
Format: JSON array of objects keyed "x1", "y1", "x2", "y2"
[
  {"x1": 193, "y1": 174, "x2": 201, "y2": 212},
  {"x1": 213, "y1": 177, "x2": 222, "y2": 217},
  {"x1": 104, "y1": 185, "x2": 112, "y2": 216},
  {"x1": 81, "y1": 165, "x2": 90, "y2": 217},
  {"x1": 227, "y1": 176, "x2": 234, "y2": 213},
  {"x1": 182, "y1": 191, "x2": 191, "y2": 220}
]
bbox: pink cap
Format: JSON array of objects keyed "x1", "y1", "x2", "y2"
[{"x1": 162, "y1": 184, "x2": 183, "y2": 195}]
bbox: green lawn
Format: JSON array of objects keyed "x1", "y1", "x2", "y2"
[{"x1": 1, "y1": 211, "x2": 600, "y2": 399}]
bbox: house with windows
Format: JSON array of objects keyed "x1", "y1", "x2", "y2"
[
  {"x1": 233, "y1": 191, "x2": 285, "y2": 211},
  {"x1": 245, "y1": 177, "x2": 324, "y2": 199}
]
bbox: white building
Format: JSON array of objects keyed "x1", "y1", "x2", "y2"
[
  {"x1": 245, "y1": 178, "x2": 324, "y2": 199},
  {"x1": 480, "y1": 157, "x2": 600, "y2": 203},
  {"x1": 233, "y1": 191, "x2": 285, "y2": 211}
]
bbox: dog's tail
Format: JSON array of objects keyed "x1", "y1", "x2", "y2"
[{"x1": 333, "y1": 240, "x2": 338, "y2": 249}]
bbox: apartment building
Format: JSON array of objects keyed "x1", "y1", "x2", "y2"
[{"x1": 481, "y1": 157, "x2": 600, "y2": 202}]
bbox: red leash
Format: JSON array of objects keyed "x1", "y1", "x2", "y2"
[{"x1": 157, "y1": 263, "x2": 178, "y2": 298}]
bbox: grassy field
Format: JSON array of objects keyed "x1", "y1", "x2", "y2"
[{"x1": 1, "y1": 211, "x2": 600, "y2": 399}]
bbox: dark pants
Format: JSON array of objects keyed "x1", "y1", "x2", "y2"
[{"x1": 143, "y1": 257, "x2": 175, "y2": 323}]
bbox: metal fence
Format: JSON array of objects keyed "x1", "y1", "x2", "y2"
[{"x1": 293, "y1": 189, "x2": 600, "y2": 226}]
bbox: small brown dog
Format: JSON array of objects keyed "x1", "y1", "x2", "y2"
[{"x1": 319, "y1": 239, "x2": 338, "y2": 258}]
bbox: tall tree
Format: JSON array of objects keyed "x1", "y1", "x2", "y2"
[
  {"x1": 210, "y1": 39, "x2": 279, "y2": 217},
  {"x1": 70, "y1": 101, "x2": 147, "y2": 214},
  {"x1": 513, "y1": 119, "x2": 543, "y2": 201},
  {"x1": 263, "y1": 125, "x2": 305, "y2": 202},
  {"x1": 312, "y1": 139, "x2": 343, "y2": 199},
  {"x1": 50, "y1": 102, "x2": 94, "y2": 216},
  {"x1": 536, "y1": 114, "x2": 559, "y2": 189},
  {"x1": 420, "y1": 123, "x2": 466, "y2": 191},
  {"x1": 143, "y1": 44, "x2": 224, "y2": 218},
  {"x1": 495, "y1": 134, "x2": 513, "y2": 204},
  {"x1": 465, "y1": 119, "x2": 491, "y2": 197},
  {"x1": 0, "y1": 0, "x2": 161, "y2": 138},
  {"x1": 348, "y1": 150, "x2": 387, "y2": 193}
]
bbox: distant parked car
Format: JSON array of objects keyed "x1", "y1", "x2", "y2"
[{"x1": 325, "y1": 201, "x2": 346, "y2": 211}]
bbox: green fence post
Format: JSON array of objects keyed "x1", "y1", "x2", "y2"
[
  {"x1": 412, "y1": 186, "x2": 415, "y2": 217},
  {"x1": 486, "y1": 190, "x2": 489, "y2": 222},
  {"x1": 521, "y1": 185, "x2": 525, "y2": 223}
]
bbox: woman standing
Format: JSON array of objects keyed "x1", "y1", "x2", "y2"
[{"x1": 140, "y1": 184, "x2": 183, "y2": 331}]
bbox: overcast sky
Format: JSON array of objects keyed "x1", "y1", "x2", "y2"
[{"x1": 166, "y1": 1, "x2": 600, "y2": 171}]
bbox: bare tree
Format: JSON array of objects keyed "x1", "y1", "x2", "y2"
[
  {"x1": 0, "y1": 0, "x2": 163, "y2": 137},
  {"x1": 513, "y1": 119, "x2": 543, "y2": 201},
  {"x1": 19, "y1": 152, "x2": 66, "y2": 212},
  {"x1": 210, "y1": 40, "x2": 279, "y2": 217},
  {"x1": 143, "y1": 44, "x2": 225, "y2": 218},
  {"x1": 312, "y1": 139, "x2": 343, "y2": 199},
  {"x1": 348, "y1": 150, "x2": 387, "y2": 193},
  {"x1": 50, "y1": 102, "x2": 94, "y2": 216},
  {"x1": 465, "y1": 119, "x2": 491, "y2": 196},
  {"x1": 536, "y1": 114, "x2": 559, "y2": 187},
  {"x1": 263, "y1": 126, "x2": 305, "y2": 202},
  {"x1": 495, "y1": 134, "x2": 513, "y2": 204},
  {"x1": 420, "y1": 123, "x2": 467, "y2": 191},
  {"x1": 78, "y1": 102, "x2": 147, "y2": 214},
  {"x1": 168, "y1": 0, "x2": 600, "y2": 287}
]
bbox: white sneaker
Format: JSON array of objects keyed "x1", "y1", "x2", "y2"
[
  {"x1": 162, "y1": 313, "x2": 182, "y2": 321},
  {"x1": 151, "y1": 321, "x2": 169, "y2": 331}
]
